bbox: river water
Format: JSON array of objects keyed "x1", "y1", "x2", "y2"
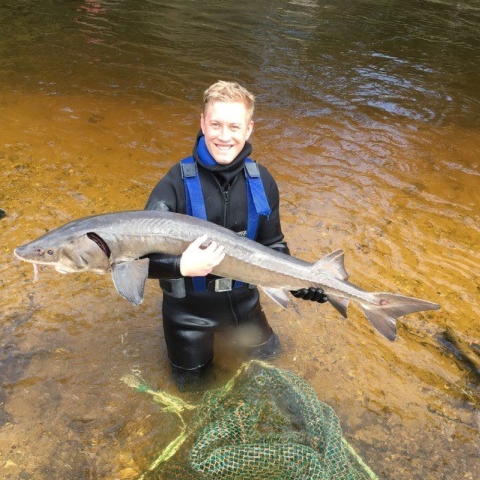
[{"x1": 0, "y1": 0, "x2": 479, "y2": 478}]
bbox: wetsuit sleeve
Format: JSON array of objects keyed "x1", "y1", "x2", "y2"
[
  {"x1": 145, "y1": 253, "x2": 181, "y2": 279},
  {"x1": 269, "y1": 242, "x2": 291, "y2": 255},
  {"x1": 255, "y1": 165, "x2": 290, "y2": 252},
  {"x1": 143, "y1": 164, "x2": 185, "y2": 279},
  {"x1": 144, "y1": 164, "x2": 186, "y2": 213}
]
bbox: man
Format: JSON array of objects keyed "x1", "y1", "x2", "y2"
[{"x1": 145, "y1": 81, "x2": 326, "y2": 385}]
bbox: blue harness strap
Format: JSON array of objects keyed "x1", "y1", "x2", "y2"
[
  {"x1": 244, "y1": 158, "x2": 271, "y2": 238},
  {"x1": 180, "y1": 156, "x2": 271, "y2": 291},
  {"x1": 181, "y1": 157, "x2": 208, "y2": 291},
  {"x1": 181, "y1": 158, "x2": 207, "y2": 219}
]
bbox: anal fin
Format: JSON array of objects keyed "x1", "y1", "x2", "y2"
[{"x1": 328, "y1": 294, "x2": 349, "y2": 318}]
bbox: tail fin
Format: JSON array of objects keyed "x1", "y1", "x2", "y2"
[{"x1": 360, "y1": 293, "x2": 440, "y2": 341}]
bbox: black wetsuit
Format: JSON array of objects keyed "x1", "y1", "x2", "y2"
[{"x1": 145, "y1": 133, "x2": 289, "y2": 370}]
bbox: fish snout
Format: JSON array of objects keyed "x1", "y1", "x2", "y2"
[
  {"x1": 14, "y1": 246, "x2": 27, "y2": 260},
  {"x1": 14, "y1": 245, "x2": 55, "y2": 262}
]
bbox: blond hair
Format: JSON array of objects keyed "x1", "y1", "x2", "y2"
[{"x1": 203, "y1": 81, "x2": 255, "y2": 122}]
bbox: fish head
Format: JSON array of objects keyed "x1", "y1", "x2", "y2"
[{"x1": 14, "y1": 231, "x2": 111, "y2": 274}]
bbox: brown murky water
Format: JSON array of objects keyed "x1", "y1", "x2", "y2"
[{"x1": 1, "y1": 1, "x2": 479, "y2": 479}]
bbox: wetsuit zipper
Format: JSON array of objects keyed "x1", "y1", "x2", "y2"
[{"x1": 222, "y1": 189, "x2": 230, "y2": 227}]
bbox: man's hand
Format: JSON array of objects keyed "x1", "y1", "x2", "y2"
[
  {"x1": 180, "y1": 234, "x2": 225, "y2": 277},
  {"x1": 291, "y1": 287, "x2": 328, "y2": 303}
]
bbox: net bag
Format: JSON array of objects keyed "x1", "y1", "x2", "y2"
[{"x1": 123, "y1": 360, "x2": 377, "y2": 480}]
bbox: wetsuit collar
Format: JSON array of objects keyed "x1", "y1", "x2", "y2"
[
  {"x1": 197, "y1": 136, "x2": 217, "y2": 166},
  {"x1": 193, "y1": 131, "x2": 252, "y2": 173}
]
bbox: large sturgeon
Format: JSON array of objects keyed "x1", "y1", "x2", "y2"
[{"x1": 14, "y1": 210, "x2": 440, "y2": 340}]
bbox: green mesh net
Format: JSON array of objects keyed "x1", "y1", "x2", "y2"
[{"x1": 123, "y1": 360, "x2": 378, "y2": 480}]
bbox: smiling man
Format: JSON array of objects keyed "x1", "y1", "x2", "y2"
[
  {"x1": 144, "y1": 81, "x2": 327, "y2": 388},
  {"x1": 200, "y1": 97, "x2": 254, "y2": 165}
]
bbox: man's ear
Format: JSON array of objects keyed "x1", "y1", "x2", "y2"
[
  {"x1": 246, "y1": 120, "x2": 254, "y2": 140},
  {"x1": 200, "y1": 113, "x2": 205, "y2": 134}
]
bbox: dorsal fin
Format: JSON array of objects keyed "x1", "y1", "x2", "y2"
[{"x1": 313, "y1": 249, "x2": 348, "y2": 281}]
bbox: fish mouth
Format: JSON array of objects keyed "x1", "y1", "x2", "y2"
[{"x1": 54, "y1": 266, "x2": 71, "y2": 274}]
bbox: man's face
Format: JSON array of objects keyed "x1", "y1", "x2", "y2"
[{"x1": 200, "y1": 101, "x2": 254, "y2": 165}]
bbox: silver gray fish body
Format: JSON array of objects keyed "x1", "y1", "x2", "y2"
[{"x1": 14, "y1": 210, "x2": 440, "y2": 341}]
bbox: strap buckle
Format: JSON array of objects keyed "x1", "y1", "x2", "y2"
[
  {"x1": 180, "y1": 161, "x2": 197, "y2": 178},
  {"x1": 214, "y1": 278, "x2": 233, "y2": 292}
]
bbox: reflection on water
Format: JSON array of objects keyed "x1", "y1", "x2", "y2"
[
  {"x1": 1, "y1": 0, "x2": 480, "y2": 126},
  {"x1": 0, "y1": 0, "x2": 479, "y2": 479}
]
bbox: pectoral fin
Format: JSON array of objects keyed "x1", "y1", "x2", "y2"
[
  {"x1": 261, "y1": 287, "x2": 291, "y2": 309},
  {"x1": 111, "y1": 258, "x2": 150, "y2": 306}
]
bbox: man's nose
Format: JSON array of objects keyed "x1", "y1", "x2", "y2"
[{"x1": 218, "y1": 126, "x2": 231, "y2": 141}]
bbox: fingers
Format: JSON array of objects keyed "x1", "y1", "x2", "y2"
[
  {"x1": 190, "y1": 234, "x2": 208, "y2": 249},
  {"x1": 201, "y1": 240, "x2": 225, "y2": 270},
  {"x1": 291, "y1": 287, "x2": 328, "y2": 303},
  {"x1": 206, "y1": 242, "x2": 226, "y2": 265},
  {"x1": 291, "y1": 288, "x2": 307, "y2": 298},
  {"x1": 180, "y1": 235, "x2": 225, "y2": 277},
  {"x1": 303, "y1": 288, "x2": 317, "y2": 301}
]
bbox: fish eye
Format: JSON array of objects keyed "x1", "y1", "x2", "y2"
[{"x1": 47, "y1": 250, "x2": 54, "y2": 256}]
